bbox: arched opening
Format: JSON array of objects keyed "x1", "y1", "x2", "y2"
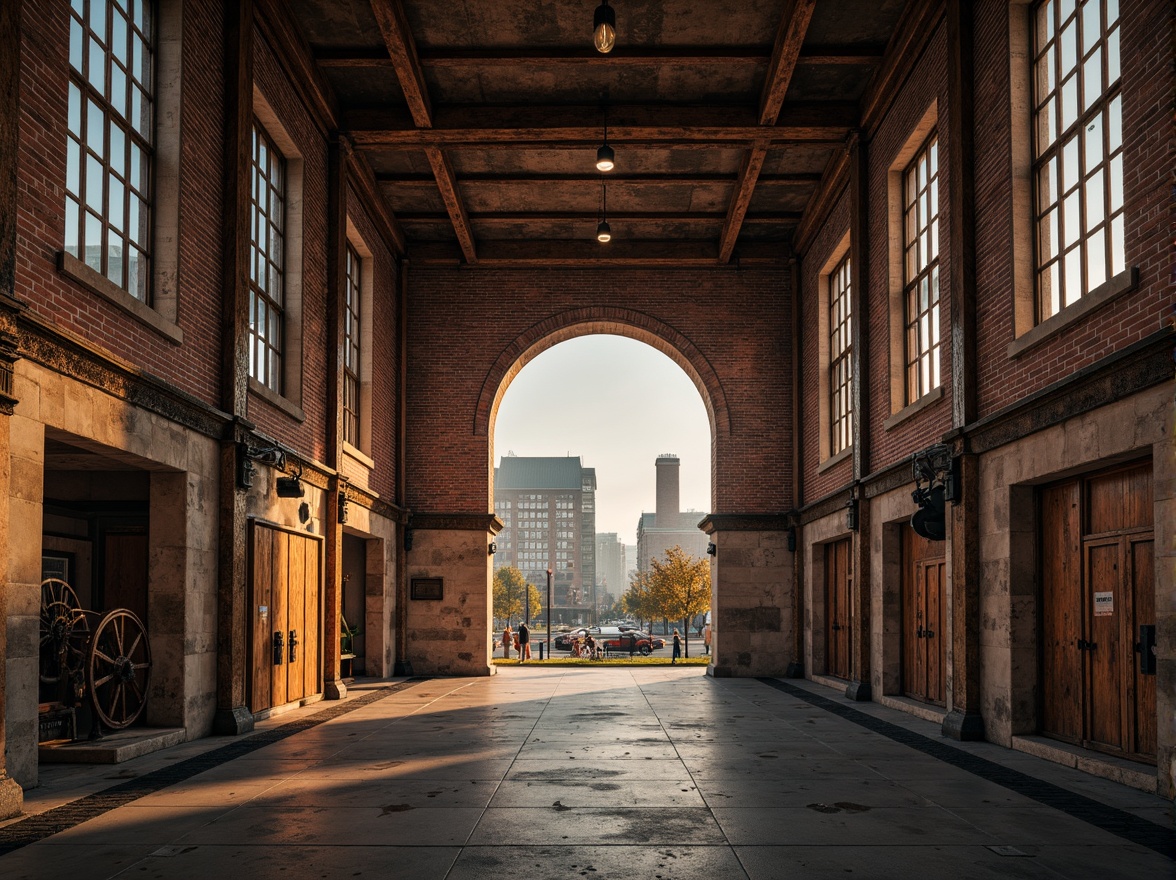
[{"x1": 486, "y1": 321, "x2": 717, "y2": 651}]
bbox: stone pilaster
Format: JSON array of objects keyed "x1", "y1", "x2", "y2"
[{"x1": 700, "y1": 515, "x2": 793, "y2": 678}]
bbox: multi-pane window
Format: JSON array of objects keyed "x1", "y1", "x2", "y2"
[
  {"x1": 249, "y1": 122, "x2": 286, "y2": 393},
  {"x1": 903, "y1": 133, "x2": 940, "y2": 403},
  {"x1": 65, "y1": 0, "x2": 154, "y2": 299},
  {"x1": 343, "y1": 243, "x2": 362, "y2": 446},
  {"x1": 1033, "y1": 0, "x2": 1123, "y2": 320},
  {"x1": 829, "y1": 254, "x2": 853, "y2": 455}
]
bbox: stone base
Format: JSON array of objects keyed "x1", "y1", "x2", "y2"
[
  {"x1": 942, "y1": 709, "x2": 985, "y2": 741},
  {"x1": 785, "y1": 661, "x2": 805, "y2": 679},
  {"x1": 845, "y1": 680, "x2": 872, "y2": 701},
  {"x1": 323, "y1": 679, "x2": 347, "y2": 700},
  {"x1": 212, "y1": 706, "x2": 255, "y2": 736},
  {"x1": 393, "y1": 658, "x2": 415, "y2": 676},
  {"x1": 0, "y1": 773, "x2": 23, "y2": 820},
  {"x1": 707, "y1": 665, "x2": 733, "y2": 678},
  {"x1": 39, "y1": 727, "x2": 186, "y2": 764}
]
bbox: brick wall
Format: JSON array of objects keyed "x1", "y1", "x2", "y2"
[{"x1": 405, "y1": 267, "x2": 792, "y2": 516}]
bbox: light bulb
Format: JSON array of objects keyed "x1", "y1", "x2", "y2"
[
  {"x1": 593, "y1": 2, "x2": 616, "y2": 53},
  {"x1": 596, "y1": 142, "x2": 615, "y2": 172},
  {"x1": 596, "y1": 220, "x2": 612, "y2": 243}
]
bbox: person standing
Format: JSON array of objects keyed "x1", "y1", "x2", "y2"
[
  {"x1": 672, "y1": 629, "x2": 682, "y2": 664},
  {"x1": 702, "y1": 622, "x2": 711, "y2": 656},
  {"x1": 518, "y1": 621, "x2": 531, "y2": 662},
  {"x1": 502, "y1": 624, "x2": 512, "y2": 659}
]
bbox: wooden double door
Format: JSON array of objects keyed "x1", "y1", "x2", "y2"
[
  {"x1": 1041, "y1": 462, "x2": 1155, "y2": 762},
  {"x1": 249, "y1": 522, "x2": 322, "y2": 713},
  {"x1": 902, "y1": 526, "x2": 945, "y2": 705},
  {"x1": 825, "y1": 539, "x2": 852, "y2": 680}
]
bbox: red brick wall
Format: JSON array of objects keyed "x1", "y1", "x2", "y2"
[
  {"x1": 799, "y1": 188, "x2": 853, "y2": 502},
  {"x1": 405, "y1": 267, "x2": 792, "y2": 515},
  {"x1": 973, "y1": 0, "x2": 1173, "y2": 415}
]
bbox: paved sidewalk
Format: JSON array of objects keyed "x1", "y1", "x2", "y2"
[{"x1": 0, "y1": 669, "x2": 1171, "y2": 879}]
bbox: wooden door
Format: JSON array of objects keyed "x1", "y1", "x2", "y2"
[
  {"x1": 902, "y1": 526, "x2": 945, "y2": 705},
  {"x1": 825, "y1": 539, "x2": 852, "y2": 679},
  {"x1": 102, "y1": 531, "x2": 149, "y2": 623},
  {"x1": 1040, "y1": 461, "x2": 1155, "y2": 762},
  {"x1": 250, "y1": 523, "x2": 322, "y2": 714}
]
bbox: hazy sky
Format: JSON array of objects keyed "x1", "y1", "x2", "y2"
[{"x1": 493, "y1": 335, "x2": 711, "y2": 545}]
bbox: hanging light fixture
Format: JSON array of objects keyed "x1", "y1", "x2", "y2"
[
  {"x1": 596, "y1": 109, "x2": 615, "y2": 172},
  {"x1": 593, "y1": 0, "x2": 616, "y2": 53},
  {"x1": 596, "y1": 181, "x2": 612, "y2": 243}
]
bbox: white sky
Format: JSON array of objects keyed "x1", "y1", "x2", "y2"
[{"x1": 493, "y1": 335, "x2": 712, "y2": 545}]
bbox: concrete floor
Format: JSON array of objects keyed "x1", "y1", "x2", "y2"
[{"x1": 1, "y1": 669, "x2": 1172, "y2": 879}]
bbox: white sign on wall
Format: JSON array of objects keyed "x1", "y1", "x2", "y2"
[{"x1": 1093, "y1": 591, "x2": 1114, "y2": 617}]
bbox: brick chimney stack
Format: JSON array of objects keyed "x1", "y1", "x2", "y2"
[{"x1": 655, "y1": 454, "x2": 680, "y2": 526}]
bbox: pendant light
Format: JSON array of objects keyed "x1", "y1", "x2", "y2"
[
  {"x1": 596, "y1": 110, "x2": 615, "y2": 172},
  {"x1": 593, "y1": 1, "x2": 616, "y2": 54},
  {"x1": 597, "y1": 182, "x2": 612, "y2": 243}
]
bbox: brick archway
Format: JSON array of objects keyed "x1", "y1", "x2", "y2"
[{"x1": 474, "y1": 306, "x2": 731, "y2": 440}]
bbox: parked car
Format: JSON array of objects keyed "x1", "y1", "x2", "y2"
[
  {"x1": 597, "y1": 630, "x2": 664, "y2": 656},
  {"x1": 554, "y1": 627, "x2": 594, "y2": 650}
]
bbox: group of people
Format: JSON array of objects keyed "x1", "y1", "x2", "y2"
[
  {"x1": 571, "y1": 634, "x2": 604, "y2": 660},
  {"x1": 501, "y1": 622, "x2": 531, "y2": 662}
]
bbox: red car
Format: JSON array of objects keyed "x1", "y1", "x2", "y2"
[{"x1": 597, "y1": 631, "x2": 664, "y2": 656}]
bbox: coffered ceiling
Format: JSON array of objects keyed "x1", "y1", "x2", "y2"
[{"x1": 285, "y1": 0, "x2": 910, "y2": 267}]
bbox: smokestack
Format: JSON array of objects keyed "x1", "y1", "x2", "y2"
[{"x1": 655, "y1": 454, "x2": 680, "y2": 525}]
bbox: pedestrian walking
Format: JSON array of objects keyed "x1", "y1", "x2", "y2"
[
  {"x1": 702, "y1": 622, "x2": 711, "y2": 656},
  {"x1": 502, "y1": 624, "x2": 512, "y2": 659},
  {"x1": 672, "y1": 629, "x2": 682, "y2": 663},
  {"x1": 518, "y1": 621, "x2": 531, "y2": 662}
]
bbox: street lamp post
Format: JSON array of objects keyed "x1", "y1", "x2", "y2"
[{"x1": 546, "y1": 568, "x2": 553, "y2": 658}]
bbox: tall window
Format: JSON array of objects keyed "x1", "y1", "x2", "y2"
[
  {"x1": 1033, "y1": 0, "x2": 1123, "y2": 320},
  {"x1": 903, "y1": 133, "x2": 940, "y2": 403},
  {"x1": 343, "y1": 243, "x2": 362, "y2": 446},
  {"x1": 250, "y1": 122, "x2": 285, "y2": 393},
  {"x1": 65, "y1": 0, "x2": 154, "y2": 299},
  {"x1": 829, "y1": 254, "x2": 853, "y2": 455}
]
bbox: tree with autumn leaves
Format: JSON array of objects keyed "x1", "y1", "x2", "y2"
[
  {"x1": 493, "y1": 565, "x2": 542, "y2": 626},
  {"x1": 621, "y1": 545, "x2": 710, "y2": 657}
]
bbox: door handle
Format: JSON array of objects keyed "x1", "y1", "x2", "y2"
[
  {"x1": 1076, "y1": 639, "x2": 1098, "y2": 651},
  {"x1": 831, "y1": 622, "x2": 842, "y2": 631},
  {"x1": 273, "y1": 630, "x2": 284, "y2": 665},
  {"x1": 289, "y1": 629, "x2": 299, "y2": 663},
  {"x1": 924, "y1": 629, "x2": 934, "y2": 638},
  {"x1": 916, "y1": 627, "x2": 925, "y2": 638}
]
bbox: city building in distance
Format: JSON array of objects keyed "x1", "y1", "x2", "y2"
[
  {"x1": 494, "y1": 455, "x2": 596, "y2": 624},
  {"x1": 635, "y1": 454, "x2": 709, "y2": 571},
  {"x1": 595, "y1": 532, "x2": 627, "y2": 612}
]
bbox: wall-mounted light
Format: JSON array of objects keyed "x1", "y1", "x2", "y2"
[
  {"x1": 276, "y1": 460, "x2": 305, "y2": 498},
  {"x1": 403, "y1": 528, "x2": 414, "y2": 552},
  {"x1": 597, "y1": 182, "x2": 612, "y2": 242},
  {"x1": 786, "y1": 527, "x2": 797, "y2": 553},
  {"x1": 488, "y1": 541, "x2": 498, "y2": 555},
  {"x1": 846, "y1": 497, "x2": 859, "y2": 531},
  {"x1": 338, "y1": 493, "x2": 349, "y2": 524},
  {"x1": 706, "y1": 542, "x2": 717, "y2": 556},
  {"x1": 593, "y1": 0, "x2": 616, "y2": 53}
]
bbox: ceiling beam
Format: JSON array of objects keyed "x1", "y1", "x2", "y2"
[
  {"x1": 759, "y1": 0, "x2": 817, "y2": 126},
  {"x1": 368, "y1": 0, "x2": 432, "y2": 128},
  {"x1": 425, "y1": 147, "x2": 476, "y2": 263},
  {"x1": 347, "y1": 102, "x2": 856, "y2": 148},
  {"x1": 376, "y1": 172, "x2": 822, "y2": 186},
  {"x1": 406, "y1": 240, "x2": 791, "y2": 268},
  {"x1": 718, "y1": 142, "x2": 770, "y2": 264},
  {"x1": 313, "y1": 45, "x2": 884, "y2": 69},
  {"x1": 398, "y1": 211, "x2": 803, "y2": 223}
]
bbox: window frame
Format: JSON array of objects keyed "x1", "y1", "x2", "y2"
[
  {"x1": 1030, "y1": 0, "x2": 1124, "y2": 322},
  {"x1": 248, "y1": 119, "x2": 286, "y2": 396},
  {"x1": 65, "y1": 0, "x2": 155, "y2": 301},
  {"x1": 901, "y1": 131, "x2": 941, "y2": 405},
  {"x1": 342, "y1": 242, "x2": 362, "y2": 447},
  {"x1": 828, "y1": 252, "x2": 854, "y2": 458}
]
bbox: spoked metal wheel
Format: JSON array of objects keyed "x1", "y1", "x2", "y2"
[
  {"x1": 39, "y1": 578, "x2": 88, "y2": 686},
  {"x1": 87, "y1": 609, "x2": 152, "y2": 729}
]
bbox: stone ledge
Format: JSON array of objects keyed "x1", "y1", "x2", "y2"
[
  {"x1": 39, "y1": 727, "x2": 187, "y2": 765},
  {"x1": 698, "y1": 513, "x2": 792, "y2": 534},
  {"x1": 1010, "y1": 735, "x2": 1158, "y2": 794},
  {"x1": 876, "y1": 693, "x2": 946, "y2": 724},
  {"x1": 0, "y1": 774, "x2": 22, "y2": 820}
]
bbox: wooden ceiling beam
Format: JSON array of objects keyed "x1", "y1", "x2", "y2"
[
  {"x1": 314, "y1": 45, "x2": 884, "y2": 69},
  {"x1": 376, "y1": 172, "x2": 822, "y2": 185},
  {"x1": 348, "y1": 103, "x2": 856, "y2": 147},
  {"x1": 368, "y1": 0, "x2": 432, "y2": 128},
  {"x1": 398, "y1": 211, "x2": 803, "y2": 223},
  {"x1": 718, "y1": 142, "x2": 770, "y2": 264},
  {"x1": 759, "y1": 0, "x2": 817, "y2": 126},
  {"x1": 425, "y1": 147, "x2": 476, "y2": 263},
  {"x1": 406, "y1": 240, "x2": 791, "y2": 268}
]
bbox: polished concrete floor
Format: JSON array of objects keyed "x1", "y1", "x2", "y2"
[{"x1": 0, "y1": 669, "x2": 1172, "y2": 879}]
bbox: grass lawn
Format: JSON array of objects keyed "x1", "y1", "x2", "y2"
[{"x1": 492, "y1": 656, "x2": 710, "y2": 667}]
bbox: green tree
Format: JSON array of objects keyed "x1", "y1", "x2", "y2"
[
  {"x1": 493, "y1": 566, "x2": 542, "y2": 625},
  {"x1": 647, "y1": 545, "x2": 711, "y2": 657}
]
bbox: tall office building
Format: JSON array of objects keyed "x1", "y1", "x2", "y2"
[
  {"x1": 494, "y1": 456, "x2": 596, "y2": 624},
  {"x1": 635, "y1": 454, "x2": 709, "y2": 571},
  {"x1": 595, "y1": 532, "x2": 627, "y2": 611}
]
